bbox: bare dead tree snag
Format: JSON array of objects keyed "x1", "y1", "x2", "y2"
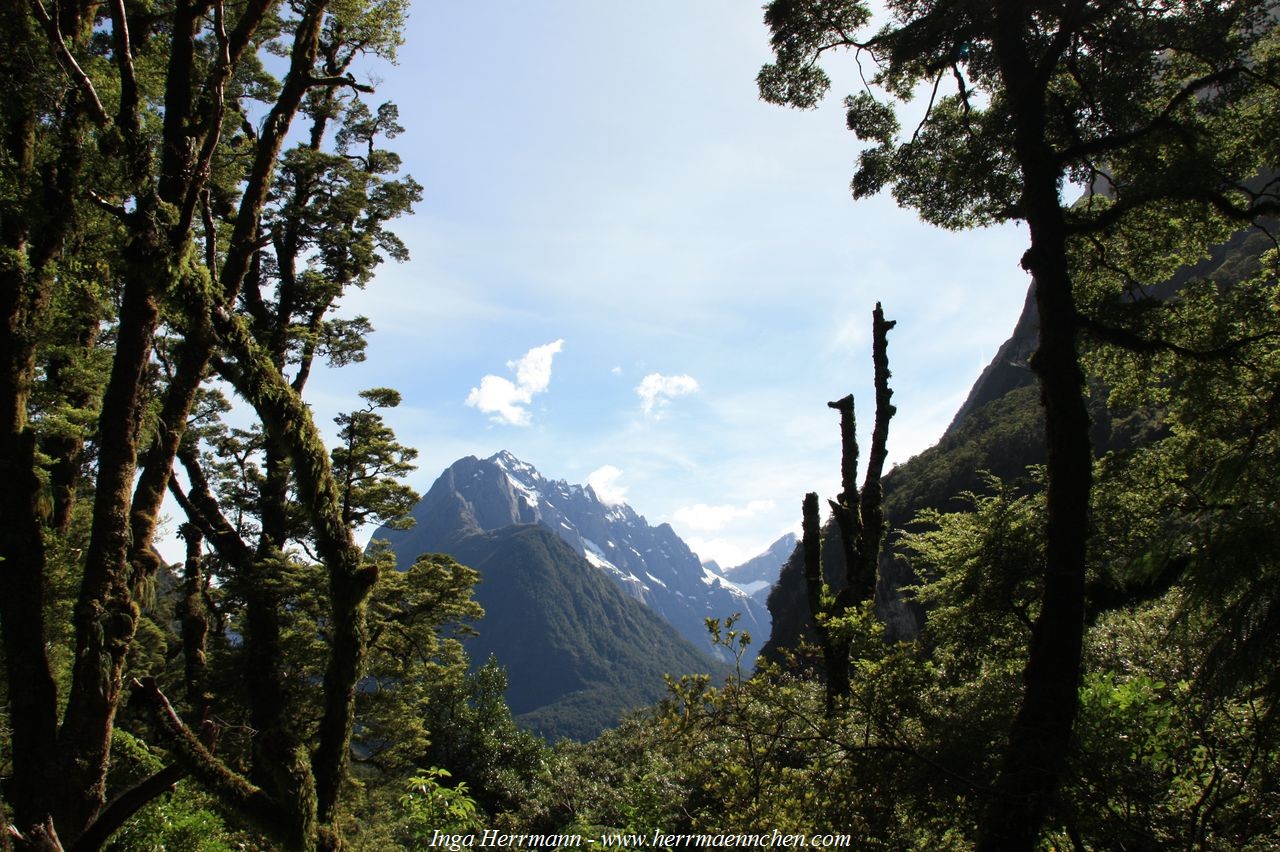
[{"x1": 803, "y1": 303, "x2": 897, "y2": 713}]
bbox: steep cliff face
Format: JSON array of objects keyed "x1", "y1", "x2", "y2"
[
  {"x1": 945, "y1": 284, "x2": 1039, "y2": 438},
  {"x1": 394, "y1": 454, "x2": 538, "y2": 546}
]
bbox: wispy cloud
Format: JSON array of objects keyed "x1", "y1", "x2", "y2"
[
  {"x1": 636, "y1": 373, "x2": 699, "y2": 418},
  {"x1": 672, "y1": 499, "x2": 775, "y2": 532},
  {"x1": 586, "y1": 465, "x2": 628, "y2": 505},
  {"x1": 465, "y1": 339, "x2": 564, "y2": 426},
  {"x1": 685, "y1": 532, "x2": 793, "y2": 570}
]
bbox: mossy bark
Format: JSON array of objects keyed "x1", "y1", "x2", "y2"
[
  {"x1": 0, "y1": 0, "x2": 86, "y2": 834},
  {"x1": 214, "y1": 308, "x2": 372, "y2": 843},
  {"x1": 801, "y1": 492, "x2": 843, "y2": 713},
  {"x1": 57, "y1": 213, "x2": 165, "y2": 839},
  {"x1": 178, "y1": 523, "x2": 211, "y2": 715}
]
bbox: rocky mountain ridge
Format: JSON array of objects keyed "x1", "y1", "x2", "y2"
[
  {"x1": 375, "y1": 451, "x2": 766, "y2": 666},
  {"x1": 719, "y1": 532, "x2": 797, "y2": 603}
]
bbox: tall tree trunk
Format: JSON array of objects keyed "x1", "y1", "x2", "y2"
[
  {"x1": 810, "y1": 304, "x2": 896, "y2": 713},
  {"x1": 55, "y1": 222, "x2": 164, "y2": 839},
  {"x1": 166, "y1": 451, "x2": 318, "y2": 849},
  {"x1": 178, "y1": 523, "x2": 211, "y2": 716},
  {"x1": 0, "y1": 427, "x2": 59, "y2": 833},
  {"x1": 979, "y1": 3, "x2": 1092, "y2": 845},
  {"x1": 244, "y1": 448, "x2": 299, "y2": 803},
  {"x1": 801, "y1": 492, "x2": 845, "y2": 714},
  {"x1": 0, "y1": 244, "x2": 59, "y2": 838},
  {"x1": 1, "y1": 1, "x2": 85, "y2": 833}
]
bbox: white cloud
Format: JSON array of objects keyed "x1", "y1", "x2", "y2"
[
  {"x1": 511, "y1": 339, "x2": 562, "y2": 394},
  {"x1": 586, "y1": 465, "x2": 628, "y2": 505},
  {"x1": 465, "y1": 339, "x2": 564, "y2": 426},
  {"x1": 672, "y1": 500, "x2": 775, "y2": 532},
  {"x1": 636, "y1": 373, "x2": 699, "y2": 417},
  {"x1": 465, "y1": 375, "x2": 533, "y2": 426},
  {"x1": 611, "y1": 366, "x2": 623, "y2": 375},
  {"x1": 685, "y1": 535, "x2": 775, "y2": 570}
]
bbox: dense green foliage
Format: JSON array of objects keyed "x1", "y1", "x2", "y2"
[
  {"x1": 101, "y1": 731, "x2": 252, "y2": 852},
  {"x1": 477, "y1": 366, "x2": 1280, "y2": 843}
]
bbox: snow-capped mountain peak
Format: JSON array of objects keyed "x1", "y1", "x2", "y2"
[{"x1": 393, "y1": 451, "x2": 764, "y2": 665}]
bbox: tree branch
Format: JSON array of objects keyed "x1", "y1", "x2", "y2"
[
  {"x1": 85, "y1": 190, "x2": 129, "y2": 221},
  {"x1": 27, "y1": 0, "x2": 109, "y2": 126},
  {"x1": 1068, "y1": 183, "x2": 1280, "y2": 235},
  {"x1": 129, "y1": 678, "x2": 287, "y2": 843},
  {"x1": 170, "y1": 446, "x2": 253, "y2": 568},
  {"x1": 200, "y1": 190, "x2": 219, "y2": 281},
  {"x1": 1057, "y1": 65, "x2": 1247, "y2": 167},
  {"x1": 1078, "y1": 314, "x2": 1280, "y2": 362},
  {"x1": 209, "y1": 308, "x2": 373, "y2": 828},
  {"x1": 307, "y1": 72, "x2": 374, "y2": 93},
  {"x1": 858, "y1": 302, "x2": 897, "y2": 574},
  {"x1": 72, "y1": 743, "x2": 210, "y2": 852},
  {"x1": 107, "y1": 0, "x2": 139, "y2": 135}
]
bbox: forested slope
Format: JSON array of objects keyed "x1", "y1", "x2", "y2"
[{"x1": 445, "y1": 524, "x2": 730, "y2": 742}]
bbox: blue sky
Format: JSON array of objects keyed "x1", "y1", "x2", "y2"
[{"x1": 293, "y1": 0, "x2": 1034, "y2": 567}]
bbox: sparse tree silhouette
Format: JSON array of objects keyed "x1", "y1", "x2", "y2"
[{"x1": 802, "y1": 302, "x2": 896, "y2": 713}]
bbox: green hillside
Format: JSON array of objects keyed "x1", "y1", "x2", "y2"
[{"x1": 446, "y1": 525, "x2": 730, "y2": 741}]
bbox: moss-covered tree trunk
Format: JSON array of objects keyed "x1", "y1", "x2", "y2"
[
  {"x1": 213, "y1": 311, "x2": 374, "y2": 846},
  {"x1": 0, "y1": 0, "x2": 92, "y2": 836},
  {"x1": 0, "y1": 258, "x2": 60, "y2": 837},
  {"x1": 55, "y1": 219, "x2": 165, "y2": 838},
  {"x1": 801, "y1": 492, "x2": 846, "y2": 713},
  {"x1": 1, "y1": 0, "x2": 309, "y2": 839},
  {"x1": 177, "y1": 523, "x2": 211, "y2": 715},
  {"x1": 53, "y1": 0, "x2": 219, "y2": 824}
]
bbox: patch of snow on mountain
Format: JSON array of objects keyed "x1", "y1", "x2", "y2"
[
  {"x1": 582, "y1": 546, "x2": 615, "y2": 572},
  {"x1": 701, "y1": 566, "x2": 751, "y2": 598},
  {"x1": 509, "y1": 479, "x2": 540, "y2": 507},
  {"x1": 494, "y1": 464, "x2": 541, "y2": 508},
  {"x1": 582, "y1": 537, "x2": 626, "y2": 575}
]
